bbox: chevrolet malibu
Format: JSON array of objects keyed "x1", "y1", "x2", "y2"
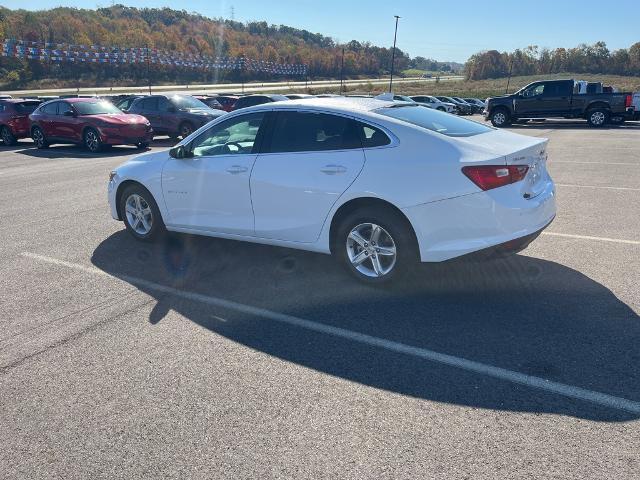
[
  {"x1": 30, "y1": 98, "x2": 153, "y2": 152},
  {"x1": 108, "y1": 97, "x2": 556, "y2": 283}
]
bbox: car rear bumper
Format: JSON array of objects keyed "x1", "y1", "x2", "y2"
[{"x1": 402, "y1": 179, "x2": 557, "y2": 262}]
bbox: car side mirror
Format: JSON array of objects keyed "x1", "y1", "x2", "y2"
[
  {"x1": 169, "y1": 145, "x2": 192, "y2": 159},
  {"x1": 63, "y1": 110, "x2": 75, "y2": 117}
]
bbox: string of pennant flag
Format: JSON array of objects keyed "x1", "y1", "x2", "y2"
[{"x1": 1, "y1": 39, "x2": 308, "y2": 75}]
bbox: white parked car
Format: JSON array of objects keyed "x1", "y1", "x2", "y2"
[
  {"x1": 108, "y1": 97, "x2": 556, "y2": 283},
  {"x1": 410, "y1": 95, "x2": 457, "y2": 113}
]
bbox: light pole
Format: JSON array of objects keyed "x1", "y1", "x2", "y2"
[
  {"x1": 389, "y1": 15, "x2": 400, "y2": 93},
  {"x1": 339, "y1": 47, "x2": 345, "y2": 95}
]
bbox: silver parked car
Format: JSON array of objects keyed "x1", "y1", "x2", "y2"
[{"x1": 410, "y1": 95, "x2": 456, "y2": 113}]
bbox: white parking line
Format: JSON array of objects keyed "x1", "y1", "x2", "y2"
[
  {"x1": 542, "y1": 232, "x2": 640, "y2": 245},
  {"x1": 556, "y1": 183, "x2": 640, "y2": 192},
  {"x1": 20, "y1": 251, "x2": 640, "y2": 415},
  {"x1": 553, "y1": 161, "x2": 638, "y2": 166}
]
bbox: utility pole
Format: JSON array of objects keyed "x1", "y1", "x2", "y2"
[
  {"x1": 146, "y1": 44, "x2": 151, "y2": 95},
  {"x1": 339, "y1": 47, "x2": 345, "y2": 95},
  {"x1": 505, "y1": 57, "x2": 514, "y2": 94},
  {"x1": 388, "y1": 15, "x2": 400, "y2": 93}
]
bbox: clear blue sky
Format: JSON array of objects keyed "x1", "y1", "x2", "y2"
[{"x1": 16, "y1": 0, "x2": 640, "y2": 62}]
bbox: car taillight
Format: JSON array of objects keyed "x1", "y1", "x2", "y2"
[
  {"x1": 625, "y1": 94, "x2": 632, "y2": 108},
  {"x1": 462, "y1": 165, "x2": 529, "y2": 191}
]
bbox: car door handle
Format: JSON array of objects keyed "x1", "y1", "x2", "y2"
[
  {"x1": 320, "y1": 164, "x2": 347, "y2": 175},
  {"x1": 226, "y1": 165, "x2": 248, "y2": 174}
]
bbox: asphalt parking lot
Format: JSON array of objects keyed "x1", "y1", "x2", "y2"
[{"x1": 1, "y1": 118, "x2": 639, "y2": 479}]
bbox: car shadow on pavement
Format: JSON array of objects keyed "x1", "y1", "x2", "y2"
[
  {"x1": 91, "y1": 230, "x2": 640, "y2": 422},
  {"x1": 15, "y1": 144, "x2": 148, "y2": 159}
]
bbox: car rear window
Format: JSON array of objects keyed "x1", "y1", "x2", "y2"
[{"x1": 376, "y1": 105, "x2": 493, "y2": 137}]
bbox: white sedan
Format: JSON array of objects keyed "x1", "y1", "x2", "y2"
[{"x1": 108, "y1": 97, "x2": 556, "y2": 283}]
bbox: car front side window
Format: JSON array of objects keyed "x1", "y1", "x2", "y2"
[
  {"x1": 190, "y1": 112, "x2": 265, "y2": 157},
  {"x1": 266, "y1": 112, "x2": 363, "y2": 153},
  {"x1": 59, "y1": 102, "x2": 74, "y2": 116},
  {"x1": 523, "y1": 84, "x2": 545, "y2": 97}
]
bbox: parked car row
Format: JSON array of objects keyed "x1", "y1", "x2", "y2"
[{"x1": 387, "y1": 94, "x2": 485, "y2": 115}]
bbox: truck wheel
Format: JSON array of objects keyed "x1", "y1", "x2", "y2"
[
  {"x1": 587, "y1": 109, "x2": 609, "y2": 128},
  {"x1": 490, "y1": 109, "x2": 511, "y2": 127}
]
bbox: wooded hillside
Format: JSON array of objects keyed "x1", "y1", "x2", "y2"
[
  {"x1": 465, "y1": 43, "x2": 640, "y2": 80},
  {"x1": 0, "y1": 5, "x2": 452, "y2": 88}
]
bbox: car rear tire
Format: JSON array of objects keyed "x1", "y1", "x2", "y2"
[
  {"x1": 31, "y1": 127, "x2": 49, "y2": 149},
  {"x1": 179, "y1": 122, "x2": 194, "y2": 139},
  {"x1": 334, "y1": 207, "x2": 417, "y2": 284},
  {"x1": 587, "y1": 109, "x2": 609, "y2": 128},
  {"x1": 119, "y1": 184, "x2": 165, "y2": 242},
  {"x1": 490, "y1": 108, "x2": 511, "y2": 127},
  {"x1": 1, "y1": 126, "x2": 17, "y2": 146},
  {"x1": 84, "y1": 128, "x2": 103, "y2": 152}
]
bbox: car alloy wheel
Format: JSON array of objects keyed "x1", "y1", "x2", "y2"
[
  {"x1": 1, "y1": 126, "x2": 16, "y2": 145},
  {"x1": 84, "y1": 129, "x2": 101, "y2": 152},
  {"x1": 590, "y1": 111, "x2": 606, "y2": 126},
  {"x1": 124, "y1": 193, "x2": 153, "y2": 235},
  {"x1": 32, "y1": 127, "x2": 47, "y2": 148},
  {"x1": 493, "y1": 112, "x2": 506, "y2": 125},
  {"x1": 346, "y1": 222, "x2": 397, "y2": 278}
]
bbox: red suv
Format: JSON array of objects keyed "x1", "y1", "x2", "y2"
[
  {"x1": 29, "y1": 98, "x2": 153, "y2": 152},
  {"x1": 0, "y1": 99, "x2": 41, "y2": 146}
]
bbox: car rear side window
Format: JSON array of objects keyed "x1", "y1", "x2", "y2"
[
  {"x1": 15, "y1": 101, "x2": 40, "y2": 114},
  {"x1": 267, "y1": 112, "x2": 362, "y2": 153},
  {"x1": 377, "y1": 105, "x2": 493, "y2": 137},
  {"x1": 356, "y1": 122, "x2": 391, "y2": 148},
  {"x1": 41, "y1": 102, "x2": 59, "y2": 115},
  {"x1": 141, "y1": 97, "x2": 159, "y2": 112}
]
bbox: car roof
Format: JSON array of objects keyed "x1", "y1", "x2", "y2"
[
  {"x1": 1, "y1": 98, "x2": 40, "y2": 103},
  {"x1": 60, "y1": 97, "x2": 106, "y2": 103},
  {"x1": 245, "y1": 96, "x2": 397, "y2": 115}
]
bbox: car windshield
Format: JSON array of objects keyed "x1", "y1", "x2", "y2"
[
  {"x1": 171, "y1": 95, "x2": 209, "y2": 110},
  {"x1": 74, "y1": 101, "x2": 122, "y2": 115},
  {"x1": 376, "y1": 105, "x2": 493, "y2": 137}
]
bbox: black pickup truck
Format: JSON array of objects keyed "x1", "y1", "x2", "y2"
[{"x1": 485, "y1": 79, "x2": 635, "y2": 128}]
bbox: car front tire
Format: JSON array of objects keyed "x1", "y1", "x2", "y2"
[
  {"x1": 335, "y1": 207, "x2": 417, "y2": 284},
  {"x1": 119, "y1": 184, "x2": 166, "y2": 242},
  {"x1": 31, "y1": 126, "x2": 49, "y2": 149},
  {"x1": 490, "y1": 108, "x2": 511, "y2": 127},
  {"x1": 84, "y1": 128, "x2": 103, "y2": 152}
]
